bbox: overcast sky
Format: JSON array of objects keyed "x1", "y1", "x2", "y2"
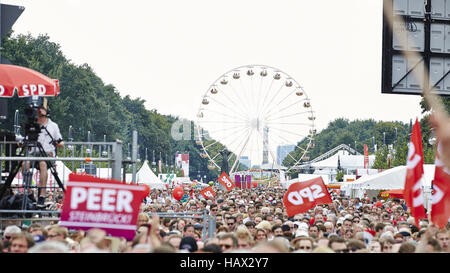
[{"x1": 2, "y1": 0, "x2": 424, "y2": 133}]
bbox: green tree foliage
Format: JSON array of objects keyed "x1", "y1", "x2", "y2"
[
  {"x1": 283, "y1": 117, "x2": 436, "y2": 173},
  {"x1": 1, "y1": 33, "x2": 218, "y2": 180}
]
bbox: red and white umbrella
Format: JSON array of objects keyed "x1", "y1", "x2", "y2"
[{"x1": 0, "y1": 64, "x2": 60, "y2": 97}]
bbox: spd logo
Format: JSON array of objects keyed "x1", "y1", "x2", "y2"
[
  {"x1": 218, "y1": 172, "x2": 234, "y2": 191},
  {"x1": 283, "y1": 177, "x2": 332, "y2": 217}
]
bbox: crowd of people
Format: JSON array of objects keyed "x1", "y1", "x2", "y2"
[{"x1": 0, "y1": 186, "x2": 449, "y2": 253}]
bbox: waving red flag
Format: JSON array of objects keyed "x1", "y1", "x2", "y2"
[
  {"x1": 431, "y1": 139, "x2": 450, "y2": 228},
  {"x1": 218, "y1": 172, "x2": 235, "y2": 191},
  {"x1": 200, "y1": 186, "x2": 216, "y2": 200},
  {"x1": 283, "y1": 177, "x2": 332, "y2": 217},
  {"x1": 404, "y1": 119, "x2": 426, "y2": 227}
]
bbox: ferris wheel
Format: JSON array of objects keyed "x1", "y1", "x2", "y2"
[{"x1": 195, "y1": 65, "x2": 317, "y2": 176}]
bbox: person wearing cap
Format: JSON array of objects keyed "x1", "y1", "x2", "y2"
[{"x1": 24, "y1": 98, "x2": 64, "y2": 208}]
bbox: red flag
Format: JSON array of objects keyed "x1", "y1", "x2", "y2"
[
  {"x1": 218, "y1": 172, "x2": 235, "y2": 191},
  {"x1": 364, "y1": 144, "x2": 369, "y2": 169},
  {"x1": 200, "y1": 186, "x2": 216, "y2": 200},
  {"x1": 282, "y1": 177, "x2": 332, "y2": 217},
  {"x1": 404, "y1": 119, "x2": 426, "y2": 227},
  {"x1": 431, "y1": 139, "x2": 450, "y2": 228}
]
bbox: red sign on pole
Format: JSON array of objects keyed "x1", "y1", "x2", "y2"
[
  {"x1": 282, "y1": 177, "x2": 332, "y2": 217},
  {"x1": 59, "y1": 174, "x2": 147, "y2": 240},
  {"x1": 218, "y1": 172, "x2": 235, "y2": 191},
  {"x1": 200, "y1": 186, "x2": 216, "y2": 200},
  {"x1": 364, "y1": 144, "x2": 369, "y2": 169}
]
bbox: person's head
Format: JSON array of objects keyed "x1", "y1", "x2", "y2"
[
  {"x1": 210, "y1": 204, "x2": 219, "y2": 215},
  {"x1": 183, "y1": 224, "x2": 195, "y2": 238},
  {"x1": 271, "y1": 224, "x2": 283, "y2": 237},
  {"x1": 226, "y1": 216, "x2": 237, "y2": 232},
  {"x1": 308, "y1": 225, "x2": 319, "y2": 239},
  {"x1": 316, "y1": 237, "x2": 330, "y2": 248},
  {"x1": 10, "y1": 232, "x2": 35, "y2": 253},
  {"x1": 137, "y1": 213, "x2": 150, "y2": 227},
  {"x1": 218, "y1": 233, "x2": 238, "y2": 252},
  {"x1": 425, "y1": 237, "x2": 443, "y2": 253},
  {"x1": 28, "y1": 241, "x2": 70, "y2": 253},
  {"x1": 167, "y1": 234, "x2": 182, "y2": 249},
  {"x1": 343, "y1": 219, "x2": 353, "y2": 230},
  {"x1": 368, "y1": 240, "x2": 381, "y2": 253},
  {"x1": 254, "y1": 215, "x2": 263, "y2": 225},
  {"x1": 177, "y1": 219, "x2": 186, "y2": 231},
  {"x1": 435, "y1": 229, "x2": 449, "y2": 251},
  {"x1": 3, "y1": 225, "x2": 21, "y2": 242},
  {"x1": 255, "y1": 228, "x2": 268, "y2": 242},
  {"x1": 179, "y1": 236, "x2": 198, "y2": 253},
  {"x1": 328, "y1": 237, "x2": 347, "y2": 253},
  {"x1": 346, "y1": 239, "x2": 366, "y2": 253},
  {"x1": 324, "y1": 221, "x2": 334, "y2": 234},
  {"x1": 291, "y1": 237, "x2": 314, "y2": 252},
  {"x1": 381, "y1": 238, "x2": 395, "y2": 253},
  {"x1": 398, "y1": 242, "x2": 416, "y2": 253},
  {"x1": 315, "y1": 213, "x2": 324, "y2": 223},
  {"x1": 47, "y1": 226, "x2": 68, "y2": 242}
]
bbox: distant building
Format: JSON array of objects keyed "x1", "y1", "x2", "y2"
[
  {"x1": 239, "y1": 156, "x2": 251, "y2": 169},
  {"x1": 277, "y1": 145, "x2": 296, "y2": 165}
]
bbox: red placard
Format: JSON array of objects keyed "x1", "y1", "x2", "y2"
[
  {"x1": 218, "y1": 172, "x2": 235, "y2": 191},
  {"x1": 59, "y1": 174, "x2": 147, "y2": 240},
  {"x1": 282, "y1": 177, "x2": 332, "y2": 217},
  {"x1": 200, "y1": 186, "x2": 216, "y2": 200}
]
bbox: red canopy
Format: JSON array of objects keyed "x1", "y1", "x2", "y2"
[{"x1": 0, "y1": 64, "x2": 60, "y2": 97}]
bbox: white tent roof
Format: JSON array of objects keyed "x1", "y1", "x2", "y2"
[
  {"x1": 342, "y1": 164, "x2": 435, "y2": 192},
  {"x1": 311, "y1": 150, "x2": 375, "y2": 169},
  {"x1": 281, "y1": 174, "x2": 329, "y2": 189},
  {"x1": 136, "y1": 160, "x2": 165, "y2": 189}
]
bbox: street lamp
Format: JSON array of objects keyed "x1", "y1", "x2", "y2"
[
  {"x1": 383, "y1": 132, "x2": 386, "y2": 146},
  {"x1": 395, "y1": 128, "x2": 398, "y2": 144},
  {"x1": 101, "y1": 134, "x2": 108, "y2": 157}
]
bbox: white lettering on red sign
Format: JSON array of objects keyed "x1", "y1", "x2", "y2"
[
  {"x1": 220, "y1": 176, "x2": 233, "y2": 188},
  {"x1": 287, "y1": 185, "x2": 326, "y2": 205},
  {"x1": 205, "y1": 191, "x2": 214, "y2": 198},
  {"x1": 22, "y1": 84, "x2": 46, "y2": 96},
  {"x1": 0, "y1": 85, "x2": 5, "y2": 96},
  {"x1": 70, "y1": 187, "x2": 133, "y2": 212}
]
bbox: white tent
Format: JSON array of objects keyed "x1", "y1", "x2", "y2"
[
  {"x1": 341, "y1": 164, "x2": 436, "y2": 199},
  {"x1": 310, "y1": 150, "x2": 375, "y2": 169},
  {"x1": 136, "y1": 160, "x2": 165, "y2": 189},
  {"x1": 11, "y1": 160, "x2": 73, "y2": 187},
  {"x1": 281, "y1": 174, "x2": 329, "y2": 189}
]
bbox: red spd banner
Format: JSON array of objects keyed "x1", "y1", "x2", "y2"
[
  {"x1": 431, "y1": 139, "x2": 450, "y2": 229},
  {"x1": 59, "y1": 174, "x2": 147, "y2": 240},
  {"x1": 283, "y1": 177, "x2": 332, "y2": 217},
  {"x1": 218, "y1": 172, "x2": 235, "y2": 191},
  {"x1": 404, "y1": 119, "x2": 426, "y2": 226},
  {"x1": 200, "y1": 186, "x2": 216, "y2": 200}
]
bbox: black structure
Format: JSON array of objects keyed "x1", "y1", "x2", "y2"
[
  {"x1": 381, "y1": 0, "x2": 450, "y2": 96},
  {"x1": 219, "y1": 148, "x2": 231, "y2": 175}
]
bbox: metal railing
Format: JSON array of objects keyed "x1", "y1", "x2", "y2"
[
  {"x1": 154, "y1": 210, "x2": 216, "y2": 242},
  {"x1": 0, "y1": 131, "x2": 139, "y2": 219}
]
